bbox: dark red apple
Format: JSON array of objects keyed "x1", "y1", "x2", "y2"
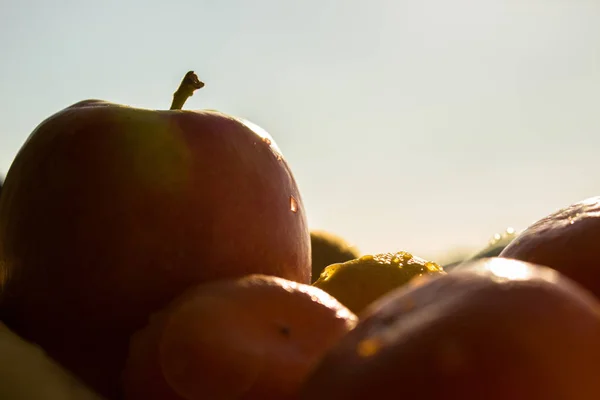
[
  {"x1": 500, "y1": 196, "x2": 600, "y2": 298},
  {"x1": 0, "y1": 72, "x2": 310, "y2": 398},
  {"x1": 301, "y1": 258, "x2": 600, "y2": 399}
]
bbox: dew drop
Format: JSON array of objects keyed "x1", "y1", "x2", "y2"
[
  {"x1": 425, "y1": 261, "x2": 441, "y2": 272},
  {"x1": 290, "y1": 196, "x2": 298, "y2": 213},
  {"x1": 357, "y1": 338, "x2": 382, "y2": 358},
  {"x1": 262, "y1": 137, "x2": 272, "y2": 146}
]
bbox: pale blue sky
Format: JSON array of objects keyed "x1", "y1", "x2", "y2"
[{"x1": 1, "y1": 0, "x2": 600, "y2": 260}]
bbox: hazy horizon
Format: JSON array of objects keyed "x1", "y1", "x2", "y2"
[{"x1": 2, "y1": 0, "x2": 600, "y2": 261}]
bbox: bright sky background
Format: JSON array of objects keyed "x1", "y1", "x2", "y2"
[{"x1": 1, "y1": 0, "x2": 600, "y2": 261}]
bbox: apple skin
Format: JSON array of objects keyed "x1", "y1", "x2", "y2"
[
  {"x1": 500, "y1": 197, "x2": 600, "y2": 298},
  {"x1": 0, "y1": 100, "x2": 310, "y2": 398},
  {"x1": 300, "y1": 258, "x2": 600, "y2": 400}
]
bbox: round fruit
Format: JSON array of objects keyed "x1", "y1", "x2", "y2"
[
  {"x1": 313, "y1": 251, "x2": 444, "y2": 315},
  {"x1": 0, "y1": 322, "x2": 105, "y2": 400},
  {"x1": 470, "y1": 227, "x2": 517, "y2": 259},
  {"x1": 301, "y1": 258, "x2": 600, "y2": 400},
  {"x1": 445, "y1": 227, "x2": 517, "y2": 271},
  {"x1": 500, "y1": 196, "x2": 600, "y2": 297},
  {"x1": 123, "y1": 274, "x2": 357, "y2": 400},
  {"x1": 310, "y1": 230, "x2": 360, "y2": 282},
  {"x1": 0, "y1": 72, "x2": 310, "y2": 397}
]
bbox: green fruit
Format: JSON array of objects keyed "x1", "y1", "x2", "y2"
[
  {"x1": 0, "y1": 323, "x2": 106, "y2": 400},
  {"x1": 310, "y1": 230, "x2": 360, "y2": 282}
]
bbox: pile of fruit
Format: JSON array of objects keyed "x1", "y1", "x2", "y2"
[{"x1": 2, "y1": 72, "x2": 600, "y2": 400}]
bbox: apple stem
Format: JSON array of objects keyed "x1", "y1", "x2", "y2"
[{"x1": 170, "y1": 71, "x2": 205, "y2": 110}]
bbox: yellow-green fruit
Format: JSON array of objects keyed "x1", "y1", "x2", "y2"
[
  {"x1": 310, "y1": 230, "x2": 360, "y2": 282},
  {"x1": 313, "y1": 252, "x2": 444, "y2": 315},
  {"x1": 0, "y1": 323, "x2": 106, "y2": 400}
]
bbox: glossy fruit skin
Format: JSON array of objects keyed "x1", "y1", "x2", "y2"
[
  {"x1": 123, "y1": 274, "x2": 357, "y2": 400},
  {"x1": 300, "y1": 258, "x2": 600, "y2": 400},
  {"x1": 0, "y1": 100, "x2": 310, "y2": 398},
  {"x1": 313, "y1": 252, "x2": 444, "y2": 315},
  {"x1": 500, "y1": 197, "x2": 600, "y2": 297}
]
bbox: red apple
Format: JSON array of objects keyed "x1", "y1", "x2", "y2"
[
  {"x1": 500, "y1": 196, "x2": 600, "y2": 298},
  {"x1": 123, "y1": 274, "x2": 357, "y2": 400},
  {"x1": 301, "y1": 258, "x2": 600, "y2": 399},
  {"x1": 0, "y1": 72, "x2": 310, "y2": 398}
]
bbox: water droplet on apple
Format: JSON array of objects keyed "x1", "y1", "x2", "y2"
[
  {"x1": 290, "y1": 196, "x2": 298, "y2": 213},
  {"x1": 356, "y1": 337, "x2": 382, "y2": 358},
  {"x1": 262, "y1": 137, "x2": 272, "y2": 146}
]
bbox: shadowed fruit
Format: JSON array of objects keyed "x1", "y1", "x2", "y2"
[
  {"x1": 500, "y1": 196, "x2": 600, "y2": 298},
  {"x1": 310, "y1": 230, "x2": 360, "y2": 282},
  {"x1": 0, "y1": 323, "x2": 106, "y2": 400},
  {"x1": 0, "y1": 72, "x2": 310, "y2": 398},
  {"x1": 123, "y1": 274, "x2": 357, "y2": 400},
  {"x1": 301, "y1": 258, "x2": 600, "y2": 400},
  {"x1": 313, "y1": 251, "x2": 444, "y2": 315}
]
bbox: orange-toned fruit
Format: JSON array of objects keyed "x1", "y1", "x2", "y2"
[
  {"x1": 0, "y1": 80, "x2": 310, "y2": 397},
  {"x1": 124, "y1": 274, "x2": 357, "y2": 400},
  {"x1": 500, "y1": 196, "x2": 600, "y2": 297},
  {"x1": 300, "y1": 258, "x2": 600, "y2": 400}
]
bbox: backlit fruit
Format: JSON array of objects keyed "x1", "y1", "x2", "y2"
[
  {"x1": 0, "y1": 322, "x2": 106, "y2": 400},
  {"x1": 446, "y1": 227, "x2": 518, "y2": 271},
  {"x1": 123, "y1": 274, "x2": 357, "y2": 400},
  {"x1": 310, "y1": 230, "x2": 360, "y2": 282},
  {"x1": 0, "y1": 72, "x2": 310, "y2": 397},
  {"x1": 470, "y1": 227, "x2": 517, "y2": 259},
  {"x1": 500, "y1": 196, "x2": 600, "y2": 298},
  {"x1": 300, "y1": 258, "x2": 600, "y2": 400},
  {"x1": 313, "y1": 251, "x2": 444, "y2": 315}
]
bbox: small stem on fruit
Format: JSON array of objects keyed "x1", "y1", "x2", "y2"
[{"x1": 170, "y1": 71, "x2": 204, "y2": 110}]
